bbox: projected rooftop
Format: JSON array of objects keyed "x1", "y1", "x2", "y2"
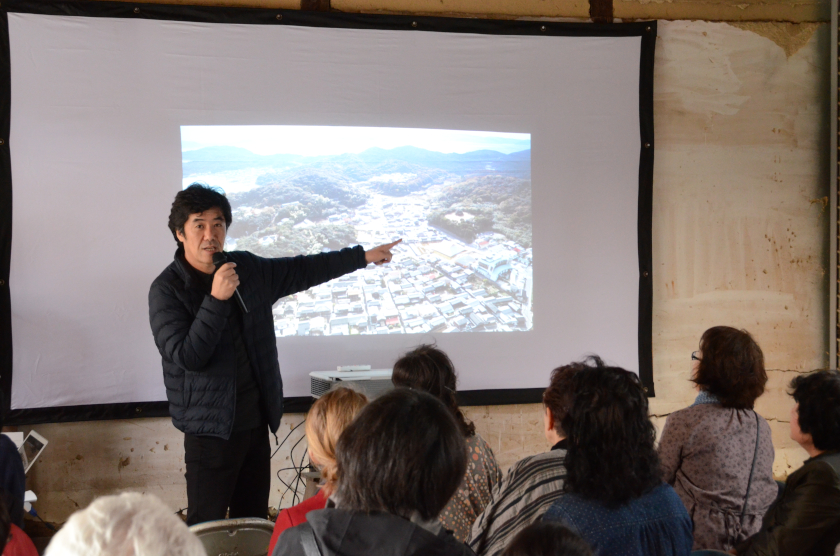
[{"x1": 181, "y1": 125, "x2": 533, "y2": 337}]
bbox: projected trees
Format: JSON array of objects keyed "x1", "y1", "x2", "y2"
[{"x1": 182, "y1": 125, "x2": 533, "y2": 337}]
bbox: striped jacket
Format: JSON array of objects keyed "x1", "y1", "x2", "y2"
[{"x1": 467, "y1": 441, "x2": 567, "y2": 556}]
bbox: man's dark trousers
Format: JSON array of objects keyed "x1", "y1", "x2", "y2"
[{"x1": 184, "y1": 425, "x2": 270, "y2": 525}]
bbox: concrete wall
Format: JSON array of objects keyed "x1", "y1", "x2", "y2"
[{"x1": 14, "y1": 0, "x2": 831, "y2": 525}]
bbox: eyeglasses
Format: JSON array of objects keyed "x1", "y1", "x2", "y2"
[{"x1": 691, "y1": 351, "x2": 701, "y2": 361}]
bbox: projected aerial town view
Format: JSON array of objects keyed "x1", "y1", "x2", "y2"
[{"x1": 182, "y1": 125, "x2": 533, "y2": 337}]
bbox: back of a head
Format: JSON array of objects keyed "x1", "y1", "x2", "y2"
[
  {"x1": 305, "y1": 387, "x2": 368, "y2": 495},
  {"x1": 562, "y1": 357, "x2": 661, "y2": 506},
  {"x1": 694, "y1": 326, "x2": 767, "y2": 409},
  {"x1": 391, "y1": 344, "x2": 475, "y2": 436},
  {"x1": 335, "y1": 387, "x2": 467, "y2": 521},
  {"x1": 44, "y1": 493, "x2": 206, "y2": 556},
  {"x1": 501, "y1": 522, "x2": 593, "y2": 556},
  {"x1": 789, "y1": 369, "x2": 840, "y2": 452},
  {"x1": 543, "y1": 362, "x2": 587, "y2": 437}
]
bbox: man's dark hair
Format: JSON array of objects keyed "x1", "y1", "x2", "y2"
[
  {"x1": 789, "y1": 370, "x2": 840, "y2": 452},
  {"x1": 501, "y1": 522, "x2": 593, "y2": 556},
  {"x1": 562, "y1": 356, "x2": 661, "y2": 506},
  {"x1": 167, "y1": 183, "x2": 232, "y2": 244},
  {"x1": 392, "y1": 344, "x2": 475, "y2": 437},
  {"x1": 335, "y1": 387, "x2": 467, "y2": 521},
  {"x1": 542, "y1": 362, "x2": 585, "y2": 437},
  {"x1": 693, "y1": 326, "x2": 767, "y2": 409}
]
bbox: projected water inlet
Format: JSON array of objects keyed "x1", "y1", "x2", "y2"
[{"x1": 181, "y1": 125, "x2": 533, "y2": 336}]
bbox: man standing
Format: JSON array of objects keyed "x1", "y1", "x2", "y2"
[{"x1": 149, "y1": 184, "x2": 399, "y2": 525}]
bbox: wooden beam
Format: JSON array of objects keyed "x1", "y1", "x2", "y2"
[
  {"x1": 590, "y1": 0, "x2": 613, "y2": 23},
  {"x1": 301, "y1": 0, "x2": 330, "y2": 11}
]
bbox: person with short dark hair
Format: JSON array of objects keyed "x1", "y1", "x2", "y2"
[
  {"x1": 658, "y1": 326, "x2": 777, "y2": 551},
  {"x1": 149, "y1": 183, "x2": 400, "y2": 525},
  {"x1": 392, "y1": 345, "x2": 501, "y2": 542},
  {"x1": 500, "y1": 522, "x2": 592, "y2": 556},
  {"x1": 272, "y1": 388, "x2": 476, "y2": 556},
  {"x1": 736, "y1": 370, "x2": 840, "y2": 556},
  {"x1": 468, "y1": 363, "x2": 581, "y2": 556},
  {"x1": 543, "y1": 357, "x2": 692, "y2": 556}
]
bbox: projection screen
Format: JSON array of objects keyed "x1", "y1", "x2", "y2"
[{"x1": 0, "y1": 2, "x2": 655, "y2": 422}]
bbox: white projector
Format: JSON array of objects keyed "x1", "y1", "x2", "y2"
[{"x1": 309, "y1": 367, "x2": 394, "y2": 399}]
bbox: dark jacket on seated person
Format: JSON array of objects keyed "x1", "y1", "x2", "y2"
[
  {"x1": 543, "y1": 482, "x2": 693, "y2": 556},
  {"x1": 0, "y1": 435, "x2": 25, "y2": 528},
  {"x1": 272, "y1": 508, "x2": 477, "y2": 556},
  {"x1": 737, "y1": 450, "x2": 840, "y2": 556}
]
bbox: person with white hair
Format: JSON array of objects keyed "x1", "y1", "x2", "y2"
[{"x1": 44, "y1": 492, "x2": 206, "y2": 556}]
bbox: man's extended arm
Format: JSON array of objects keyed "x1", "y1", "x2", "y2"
[{"x1": 260, "y1": 240, "x2": 402, "y2": 303}]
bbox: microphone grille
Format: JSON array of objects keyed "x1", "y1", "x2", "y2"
[{"x1": 212, "y1": 252, "x2": 227, "y2": 267}]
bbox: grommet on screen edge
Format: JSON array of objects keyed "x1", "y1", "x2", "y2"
[
  {"x1": 644, "y1": 142, "x2": 651, "y2": 148},
  {"x1": 276, "y1": 14, "x2": 283, "y2": 20},
  {"x1": 411, "y1": 21, "x2": 417, "y2": 28},
  {"x1": 0, "y1": 139, "x2": 4, "y2": 145},
  {"x1": 0, "y1": 280, "x2": 5, "y2": 287},
  {"x1": 646, "y1": 26, "x2": 651, "y2": 32},
  {"x1": 643, "y1": 271, "x2": 649, "y2": 278},
  {"x1": 540, "y1": 25, "x2": 547, "y2": 32},
  {"x1": 133, "y1": 7, "x2": 139, "y2": 13},
  {"x1": 135, "y1": 407, "x2": 142, "y2": 413}
]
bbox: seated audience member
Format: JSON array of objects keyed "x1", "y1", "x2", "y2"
[
  {"x1": 44, "y1": 492, "x2": 206, "y2": 556},
  {"x1": 501, "y1": 522, "x2": 592, "y2": 556},
  {"x1": 469, "y1": 363, "x2": 581, "y2": 556},
  {"x1": 0, "y1": 392, "x2": 25, "y2": 528},
  {"x1": 736, "y1": 370, "x2": 840, "y2": 556},
  {"x1": 0, "y1": 494, "x2": 37, "y2": 556},
  {"x1": 658, "y1": 326, "x2": 776, "y2": 552},
  {"x1": 272, "y1": 388, "x2": 475, "y2": 556},
  {"x1": 392, "y1": 344, "x2": 501, "y2": 541},
  {"x1": 267, "y1": 387, "x2": 367, "y2": 555},
  {"x1": 543, "y1": 357, "x2": 693, "y2": 556}
]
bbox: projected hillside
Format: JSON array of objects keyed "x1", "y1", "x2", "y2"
[{"x1": 182, "y1": 125, "x2": 533, "y2": 336}]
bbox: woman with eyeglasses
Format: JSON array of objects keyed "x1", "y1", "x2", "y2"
[{"x1": 657, "y1": 326, "x2": 777, "y2": 552}]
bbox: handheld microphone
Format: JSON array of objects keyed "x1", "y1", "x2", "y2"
[{"x1": 212, "y1": 252, "x2": 249, "y2": 314}]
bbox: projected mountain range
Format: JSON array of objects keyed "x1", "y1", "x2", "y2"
[
  {"x1": 184, "y1": 145, "x2": 530, "y2": 183},
  {"x1": 181, "y1": 126, "x2": 533, "y2": 336}
]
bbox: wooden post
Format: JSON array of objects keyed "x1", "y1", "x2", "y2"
[{"x1": 590, "y1": 0, "x2": 613, "y2": 23}]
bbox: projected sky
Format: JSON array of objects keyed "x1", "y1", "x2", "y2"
[{"x1": 182, "y1": 125, "x2": 533, "y2": 337}]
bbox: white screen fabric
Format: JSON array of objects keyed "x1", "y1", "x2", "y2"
[{"x1": 8, "y1": 12, "x2": 644, "y2": 409}]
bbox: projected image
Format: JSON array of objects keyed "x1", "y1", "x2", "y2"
[{"x1": 182, "y1": 125, "x2": 532, "y2": 336}]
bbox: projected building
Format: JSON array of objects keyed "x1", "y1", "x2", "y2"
[{"x1": 476, "y1": 252, "x2": 513, "y2": 281}]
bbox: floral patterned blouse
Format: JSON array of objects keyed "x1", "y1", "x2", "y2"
[
  {"x1": 439, "y1": 432, "x2": 502, "y2": 542},
  {"x1": 658, "y1": 396, "x2": 777, "y2": 551}
]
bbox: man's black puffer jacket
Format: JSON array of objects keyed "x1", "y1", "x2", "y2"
[{"x1": 149, "y1": 246, "x2": 367, "y2": 439}]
